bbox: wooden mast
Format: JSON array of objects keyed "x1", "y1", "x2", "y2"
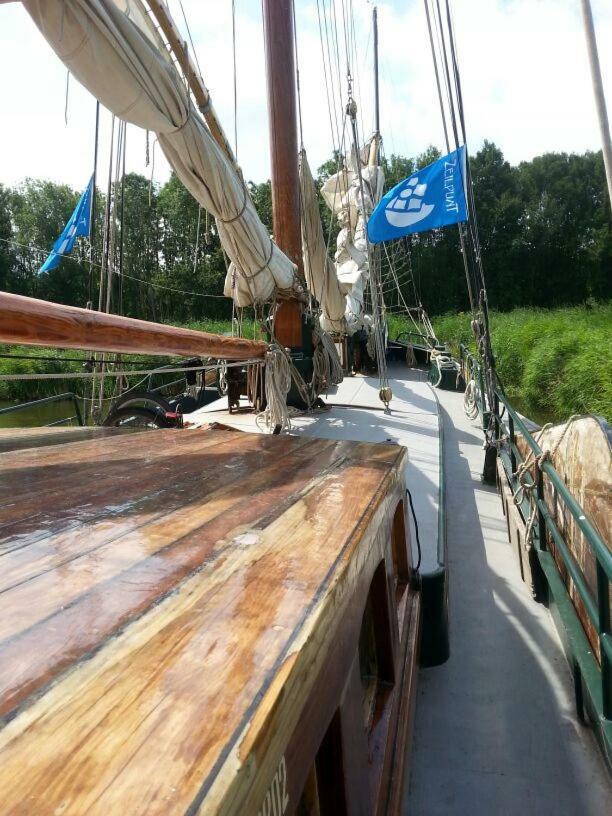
[{"x1": 262, "y1": 0, "x2": 304, "y2": 348}]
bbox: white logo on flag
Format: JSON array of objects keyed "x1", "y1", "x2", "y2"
[{"x1": 385, "y1": 177, "x2": 434, "y2": 227}]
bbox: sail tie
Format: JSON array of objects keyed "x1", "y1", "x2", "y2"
[{"x1": 215, "y1": 181, "x2": 248, "y2": 224}]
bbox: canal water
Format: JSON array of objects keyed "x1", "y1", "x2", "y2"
[{"x1": 0, "y1": 398, "x2": 88, "y2": 429}]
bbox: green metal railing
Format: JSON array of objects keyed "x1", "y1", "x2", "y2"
[
  {"x1": 460, "y1": 344, "x2": 611, "y2": 762},
  {"x1": 394, "y1": 330, "x2": 438, "y2": 348}
]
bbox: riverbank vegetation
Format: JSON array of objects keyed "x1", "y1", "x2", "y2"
[{"x1": 431, "y1": 302, "x2": 612, "y2": 423}]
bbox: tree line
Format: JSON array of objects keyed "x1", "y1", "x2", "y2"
[{"x1": 0, "y1": 141, "x2": 609, "y2": 323}]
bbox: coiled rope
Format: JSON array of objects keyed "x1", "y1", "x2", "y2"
[
  {"x1": 430, "y1": 347, "x2": 460, "y2": 388},
  {"x1": 463, "y1": 378, "x2": 479, "y2": 420},
  {"x1": 512, "y1": 415, "x2": 581, "y2": 548},
  {"x1": 259, "y1": 347, "x2": 293, "y2": 433}
]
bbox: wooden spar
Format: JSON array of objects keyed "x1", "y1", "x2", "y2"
[
  {"x1": 262, "y1": 0, "x2": 304, "y2": 348},
  {"x1": 145, "y1": 0, "x2": 237, "y2": 167},
  {"x1": 368, "y1": 6, "x2": 382, "y2": 167},
  {"x1": 373, "y1": 6, "x2": 380, "y2": 137},
  {"x1": 580, "y1": 0, "x2": 612, "y2": 207},
  {"x1": 0, "y1": 292, "x2": 268, "y2": 360}
]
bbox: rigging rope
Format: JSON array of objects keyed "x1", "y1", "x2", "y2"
[
  {"x1": 424, "y1": 0, "x2": 499, "y2": 449},
  {"x1": 88, "y1": 100, "x2": 100, "y2": 307},
  {"x1": 260, "y1": 346, "x2": 293, "y2": 433},
  {"x1": 64, "y1": 70, "x2": 70, "y2": 125}
]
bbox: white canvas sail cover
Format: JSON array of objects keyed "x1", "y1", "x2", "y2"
[
  {"x1": 24, "y1": 0, "x2": 299, "y2": 307},
  {"x1": 298, "y1": 150, "x2": 345, "y2": 332},
  {"x1": 320, "y1": 144, "x2": 384, "y2": 334}
]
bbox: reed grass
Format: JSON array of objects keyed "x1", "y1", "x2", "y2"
[{"x1": 428, "y1": 302, "x2": 612, "y2": 422}]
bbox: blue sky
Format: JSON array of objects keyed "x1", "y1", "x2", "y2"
[{"x1": 1, "y1": 0, "x2": 611, "y2": 191}]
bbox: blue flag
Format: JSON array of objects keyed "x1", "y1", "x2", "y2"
[
  {"x1": 39, "y1": 175, "x2": 94, "y2": 273},
  {"x1": 367, "y1": 146, "x2": 468, "y2": 244}
]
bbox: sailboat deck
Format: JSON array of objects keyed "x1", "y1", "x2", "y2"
[
  {"x1": 0, "y1": 424, "x2": 420, "y2": 814},
  {"x1": 192, "y1": 366, "x2": 612, "y2": 811},
  {"x1": 0, "y1": 368, "x2": 609, "y2": 813},
  {"x1": 190, "y1": 367, "x2": 442, "y2": 574}
]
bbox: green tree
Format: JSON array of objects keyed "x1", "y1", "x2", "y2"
[
  {"x1": 157, "y1": 172, "x2": 230, "y2": 321},
  {"x1": 10, "y1": 179, "x2": 90, "y2": 306},
  {"x1": 0, "y1": 184, "x2": 15, "y2": 293}
]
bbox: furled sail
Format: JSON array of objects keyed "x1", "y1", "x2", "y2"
[
  {"x1": 320, "y1": 141, "x2": 384, "y2": 335},
  {"x1": 24, "y1": 0, "x2": 300, "y2": 307},
  {"x1": 298, "y1": 150, "x2": 346, "y2": 332}
]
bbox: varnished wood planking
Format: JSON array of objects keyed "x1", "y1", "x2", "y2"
[
  {"x1": 0, "y1": 430, "x2": 305, "y2": 554},
  {"x1": 217, "y1": 468, "x2": 413, "y2": 816},
  {"x1": 0, "y1": 435, "x2": 360, "y2": 718},
  {"x1": 0, "y1": 429, "x2": 407, "y2": 814},
  {"x1": 0, "y1": 425, "x2": 148, "y2": 455}
]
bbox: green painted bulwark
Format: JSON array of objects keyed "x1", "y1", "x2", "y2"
[{"x1": 495, "y1": 415, "x2": 612, "y2": 773}]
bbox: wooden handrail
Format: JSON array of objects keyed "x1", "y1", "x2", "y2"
[{"x1": 0, "y1": 292, "x2": 268, "y2": 361}]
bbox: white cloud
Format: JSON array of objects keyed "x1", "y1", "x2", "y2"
[{"x1": 0, "y1": 0, "x2": 610, "y2": 193}]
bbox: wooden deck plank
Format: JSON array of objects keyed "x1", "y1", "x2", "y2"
[
  {"x1": 0, "y1": 434, "x2": 322, "y2": 638},
  {"x1": 0, "y1": 430, "x2": 305, "y2": 556},
  {"x1": 0, "y1": 432, "x2": 315, "y2": 592},
  {"x1": 0, "y1": 425, "x2": 148, "y2": 455},
  {"x1": 0, "y1": 427, "x2": 240, "y2": 516},
  {"x1": 0, "y1": 435, "x2": 360, "y2": 719},
  {"x1": 0, "y1": 428, "x2": 406, "y2": 814}
]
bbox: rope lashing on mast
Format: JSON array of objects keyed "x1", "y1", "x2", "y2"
[
  {"x1": 312, "y1": 322, "x2": 344, "y2": 391},
  {"x1": 259, "y1": 347, "x2": 293, "y2": 433}
]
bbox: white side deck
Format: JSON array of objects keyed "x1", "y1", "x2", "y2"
[
  {"x1": 189, "y1": 367, "x2": 611, "y2": 812},
  {"x1": 406, "y1": 381, "x2": 611, "y2": 815}
]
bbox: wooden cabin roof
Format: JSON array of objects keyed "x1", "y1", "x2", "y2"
[{"x1": 0, "y1": 426, "x2": 406, "y2": 814}]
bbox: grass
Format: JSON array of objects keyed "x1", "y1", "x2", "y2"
[
  {"x1": 426, "y1": 302, "x2": 612, "y2": 423},
  {"x1": 0, "y1": 346, "x2": 88, "y2": 403},
  {"x1": 1, "y1": 304, "x2": 610, "y2": 425}
]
